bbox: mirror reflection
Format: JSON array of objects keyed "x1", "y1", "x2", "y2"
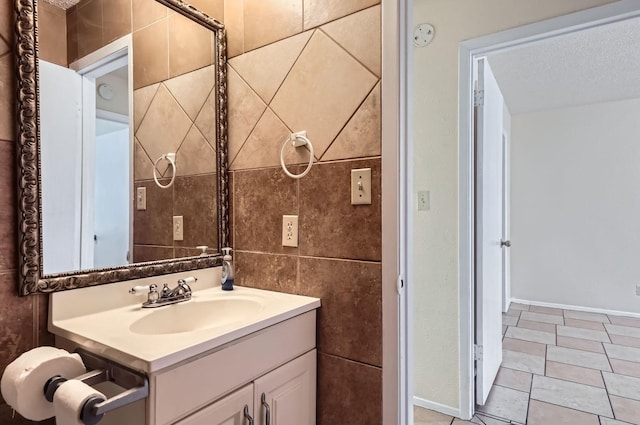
[{"x1": 37, "y1": 0, "x2": 221, "y2": 276}]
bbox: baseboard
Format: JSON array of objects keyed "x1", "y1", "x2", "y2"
[
  {"x1": 413, "y1": 396, "x2": 461, "y2": 419},
  {"x1": 510, "y1": 298, "x2": 640, "y2": 319}
]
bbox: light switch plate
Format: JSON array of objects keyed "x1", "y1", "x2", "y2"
[
  {"x1": 136, "y1": 187, "x2": 146, "y2": 210},
  {"x1": 173, "y1": 216, "x2": 184, "y2": 241},
  {"x1": 417, "y1": 190, "x2": 430, "y2": 211},
  {"x1": 351, "y1": 168, "x2": 372, "y2": 205},
  {"x1": 282, "y1": 215, "x2": 298, "y2": 247}
]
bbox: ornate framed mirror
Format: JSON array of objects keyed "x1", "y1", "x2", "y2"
[{"x1": 15, "y1": 0, "x2": 229, "y2": 295}]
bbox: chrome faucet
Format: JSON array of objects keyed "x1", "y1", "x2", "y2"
[{"x1": 130, "y1": 277, "x2": 197, "y2": 308}]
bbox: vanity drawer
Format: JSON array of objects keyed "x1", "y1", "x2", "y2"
[{"x1": 151, "y1": 311, "x2": 316, "y2": 425}]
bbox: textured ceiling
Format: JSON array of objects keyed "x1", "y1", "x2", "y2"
[
  {"x1": 487, "y1": 17, "x2": 640, "y2": 115},
  {"x1": 41, "y1": 0, "x2": 80, "y2": 10}
]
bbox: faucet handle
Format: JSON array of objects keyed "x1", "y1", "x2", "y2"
[
  {"x1": 148, "y1": 284, "x2": 159, "y2": 302},
  {"x1": 129, "y1": 285, "x2": 150, "y2": 295},
  {"x1": 178, "y1": 277, "x2": 197, "y2": 286}
]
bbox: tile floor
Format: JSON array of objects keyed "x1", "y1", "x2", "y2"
[{"x1": 415, "y1": 303, "x2": 640, "y2": 425}]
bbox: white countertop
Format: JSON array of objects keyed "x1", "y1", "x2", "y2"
[{"x1": 49, "y1": 268, "x2": 320, "y2": 373}]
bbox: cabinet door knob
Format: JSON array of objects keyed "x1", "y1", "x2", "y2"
[
  {"x1": 261, "y1": 393, "x2": 271, "y2": 425},
  {"x1": 243, "y1": 405, "x2": 254, "y2": 425}
]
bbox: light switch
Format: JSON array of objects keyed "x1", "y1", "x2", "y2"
[
  {"x1": 351, "y1": 168, "x2": 372, "y2": 205},
  {"x1": 136, "y1": 187, "x2": 146, "y2": 210},
  {"x1": 173, "y1": 216, "x2": 183, "y2": 241},
  {"x1": 417, "y1": 191, "x2": 430, "y2": 211}
]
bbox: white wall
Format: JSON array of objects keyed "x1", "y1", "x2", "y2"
[
  {"x1": 411, "y1": 0, "x2": 615, "y2": 411},
  {"x1": 511, "y1": 98, "x2": 640, "y2": 314}
]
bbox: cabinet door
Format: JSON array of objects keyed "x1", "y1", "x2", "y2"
[
  {"x1": 254, "y1": 350, "x2": 316, "y2": 425},
  {"x1": 176, "y1": 384, "x2": 255, "y2": 425}
]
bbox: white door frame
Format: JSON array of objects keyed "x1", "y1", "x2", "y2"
[
  {"x1": 457, "y1": 1, "x2": 640, "y2": 418},
  {"x1": 69, "y1": 36, "x2": 134, "y2": 270},
  {"x1": 382, "y1": 0, "x2": 411, "y2": 424}
]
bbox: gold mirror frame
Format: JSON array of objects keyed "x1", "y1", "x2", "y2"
[{"x1": 15, "y1": 0, "x2": 229, "y2": 295}]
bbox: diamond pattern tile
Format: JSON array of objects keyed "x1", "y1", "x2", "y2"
[
  {"x1": 231, "y1": 108, "x2": 295, "y2": 170},
  {"x1": 176, "y1": 125, "x2": 216, "y2": 176},
  {"x1": 133, "y1": 83, "x2": 160, "y2": 132},
  {"x1": 226, "y1": 66, "x2": 267, "y2": 165},
  {"x1": 194, "y1": 87, "x2": 219, "y2": 146},
  {"x1": 0, "y1": 36, "x2": 8, "y2": 57},
  {"x1": 164, "y1": 65, "x2": 215, "y2": 121},
  {"x1": 136, "y1": 84, "x2": 191, "y2": 164},
  {"x1": 270, "y1": 30, "x2": 377, "y2": 159},
  {"x1": 323, "y1": 82, "x2": 380, "y2": 161},
  {"x1": 229, "y1": 31, "x2": 313, "y2": 104},
  {"x1": 321, "y1": 5, "x2": 381, "y2": 76},
  {"x1": 303, "y1": 0, "x2": 379, "y2": 29}
]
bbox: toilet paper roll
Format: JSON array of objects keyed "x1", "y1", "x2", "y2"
[
  {"x1": 53, "y1": 380, "x2": 105, "y2": 425},
  {"x1": 1, "y1": 347, "x2": 86, "y2": 421}
]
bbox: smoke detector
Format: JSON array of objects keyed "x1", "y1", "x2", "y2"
[
  {"x1": 97, "y1": 84, "x2": 114, "y2": 101},
  {"x1": 413, "y1": 23, "x2": 435, "y2": 47}
]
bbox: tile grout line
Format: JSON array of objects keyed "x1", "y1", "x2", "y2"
[
  {"x1": 602, "y1": 323, "x2": 616, "y2": 420},
  {"x1": 601, "y1": 367, "x2": 616, "y2": 421},
  {"x1": 529, "y1": 398, "x2": 611, "y2": 423},
  {"x1": 319, "y1": 25, "x2": 380, "y2": 79},
  {"x1": 490, "y1": 310, "x2": 640, "y2": 425},
  {"x1": 486, "y1": 311, "x2": 631, "y2": 425},
  {"x1": 230, "y1": 155, "x2": 382, "y2": 173},
  {"x1": 317, "y1": 80, "x2": 379, "y2": 161}
]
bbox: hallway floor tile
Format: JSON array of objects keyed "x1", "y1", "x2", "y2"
[{"x1": 414, "y1": 304, "x2": 640, "y2": 424}]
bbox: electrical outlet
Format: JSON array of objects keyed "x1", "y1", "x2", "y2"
[
  {"x1": 282, "y1": 215, "x2": 298, "y2": 247},
  {"x1": 136, "y1": 187, "x2": 146, "y2": 210},
  {"x1": 173, "y1": 216, "x2": 184, "y2": 241},
  {"x1": 417, "y1": 191, "x2": 430, "y2": 211}
]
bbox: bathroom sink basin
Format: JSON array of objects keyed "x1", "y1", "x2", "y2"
[
  {"x1": 130, "y1": 297, "x2": 264, "y2": 335},
  {"x1": 49, "y1": 270, "x2": 320, "y2": 372}
]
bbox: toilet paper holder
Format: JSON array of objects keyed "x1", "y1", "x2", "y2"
[{"x1": 43, "y1": 349, "x2": 149, "y2": 425}]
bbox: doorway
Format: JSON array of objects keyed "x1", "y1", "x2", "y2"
[
  {"x1": 459, "y1": 4, "x2": 640, "y2": 421},
  {"x1": 39, "y1": 36, "x2": 133, "y2": 273}
]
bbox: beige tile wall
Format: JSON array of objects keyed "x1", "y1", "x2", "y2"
[
  {"x1": 0, "y1": 3, "x2": 54, "y2": 424},
  {"x1": 133, "y1": 65, "x2": 219, "y2": 261},
  {"x1": 38, "y1": 1, "x2": 68, "y2": 66},
  {"x1": 65, "y1": 0, "x2": 221, "y2": 89},
  {"x1": 36, "y1": 0, "x2": 223, "y2": 262},
  {"x1": 0, "y1": 2, "x2": 383, "y2": 423},
  {"x1": 226, "y1": 2, "x2": 382, "y2": 423}
]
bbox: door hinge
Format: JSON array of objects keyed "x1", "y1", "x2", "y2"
[
  {"x1": 474, "y1": 89, "x2": 484, "y2": 107},
  {"x1": 474, "y1": 344, "x2": 483, "y2": 361}
]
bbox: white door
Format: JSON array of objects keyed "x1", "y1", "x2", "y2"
[
  {"x1": 39, "y1": 60, "x2": 83, "y2": 274},
  {"x1": 93, "y1": 119, "x2": 130, "y2": 269},
  {"x1": 254, "y1": 350, "x2": 316, "y2": 425},
  {"x1": 475, "y1": 58, "x2": 505, "y2": 406}
]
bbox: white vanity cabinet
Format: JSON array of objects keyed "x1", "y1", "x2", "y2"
[
  {"x1": 49, "y1": 277, "x2": 320, "y2": 425},
  {"x1": 176, "y1": 384, "x2": 254, "y2": 425},
  {"x1": 149, "y1": 311, "x2": 317, "y2": 425},
  {"x1": 176, "y1": 350, "x2": 316, "y2": 425},
  {"x1": 254, "y1": 349, "x2": 316, "y2": 425}
]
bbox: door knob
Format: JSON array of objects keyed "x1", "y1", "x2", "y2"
[{"x1": 500, "y1": 240, "x2": 511, "y2": 248}]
